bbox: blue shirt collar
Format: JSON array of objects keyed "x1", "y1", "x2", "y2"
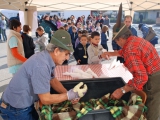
[{"x1": 44, "y1": 50, "x2": 55, "y2": 70}]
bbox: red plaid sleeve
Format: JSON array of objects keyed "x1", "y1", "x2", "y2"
[{"x1": 124, "y1": 51, "x2": 148, "y2": 90}]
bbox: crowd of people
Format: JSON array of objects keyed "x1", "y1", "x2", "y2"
[
  {"x1": 37, "y1": 14, "x2": 159, "y2": 65},
  {"x1": 38, "y1": 14, "x2": 110, "y2": 37},
  {"x1": 37, "y1": 14, "x2": 112, "y2": 65},
  {"x1": 0, "y1": 13, "x2": 158, "y2": 74}
]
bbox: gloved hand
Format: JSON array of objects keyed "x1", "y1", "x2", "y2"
[{"x1": 67, "y1": 82, "x2": 88, "y2": 100}]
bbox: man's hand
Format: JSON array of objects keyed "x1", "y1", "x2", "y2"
[
  {"x1": 111, "y1": 85, "x2": 135, "y2": 100},
  {"x1": 101, "y1": 53, "x2": 110, "y2": 60},
  {"x1": 101, "y1": 53, "x2": 106, "y2": 58},
  {"x1": 103, "y1": 52, "x2": 112, "y2": 58},
  {"x1": 67, "y1": 82, "x2": 87, "y2": 100},
  {"x1": 71, "y1": 98, "x2": 80, "y2": 104},
  {"x1": 73, "y1": 82, "x2": 87, "y2": 97},
  {"x1": 111, "y1": 88, "x2": 124, "y2": 100}
]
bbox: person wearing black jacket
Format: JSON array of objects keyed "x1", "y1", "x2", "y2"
[
  {"x1": 95, "y1": 15, "x2": 104, "y2": 29},
  {"x1": 22, "y1": 25, "x2": 35, "y2": 58},
  {"x1": 74, "y1": 34, "x2": 89, "y2": 65}
]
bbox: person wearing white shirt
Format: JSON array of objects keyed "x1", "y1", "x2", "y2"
[{"x1": 36, "y1": 26, "x2": 49, "y2": 51}]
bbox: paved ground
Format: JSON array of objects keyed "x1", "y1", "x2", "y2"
[{"x1": 0, "y1": 23, "x2": 160, "y2": 109}]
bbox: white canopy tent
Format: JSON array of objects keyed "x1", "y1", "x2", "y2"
[
  {"x1": 0, "y1": 0, "x2": 160, "y2": 11},
  {"x1": 0, "y1": 0, "x2": 160, "y2": 31}
]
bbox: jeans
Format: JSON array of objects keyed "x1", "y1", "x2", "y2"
[
  {"x1": 1, "y1": 29, "x2": 7, "y2": 41},
  {"x1": 0, "y1": 99, "x2": 39, "y2": 120}
]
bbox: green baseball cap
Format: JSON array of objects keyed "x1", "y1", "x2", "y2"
[
  {"x1": 50, "y1": 30, "x2": 74, "y2": 52},
  {"x1": 112, "y1": 23, "x2": 130, "y2": 40}
]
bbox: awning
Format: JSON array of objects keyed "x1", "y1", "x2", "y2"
[{"x1": 0, "y1": 0, "x2": 160, "y2": 11}]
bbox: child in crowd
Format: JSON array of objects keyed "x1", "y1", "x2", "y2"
[
  {"x1": 68, "y1": 23, "x2": 71, "y2": 28},
  {"x1": 64, "y1": 24, "x2": 69, "y2": 31},
  {"x1": 83, "y1": 25, "x2": 87, "y2": 31},
  {"x1": 92, "y1": 16, "x2": 97, "y2": 25},
  {"x1": 67, "y1": 18, "x2": 71, "y2": 23},
  {"x1": 36, "y1": 26, "x2": 49, "y2": 51},
  {"x1": 63, "y1": 19, "x2": 67, "y2": 23},
  {"x1": 71, "y1": 26, "x2": 78, "y2": 50},
  {"x1": 75, "y1": 30, "x2": 82, "y2": 48},
  {"x1": 60, "y1": 19, "x2": 64, "y2": 26},
  {"x1": 76, "y1": 22, "x2": 82, "y2": 31},
  {"x1": 87, "y1": 31, "x2": 107, "y2": 64},
  {"x1": 96, "y1": 23, "x2": 101, "y2": 33},
  {"x1": 82, "y1": 30, "x2": 88, "y2": 36},
  {"x1": 56, "y1": 18, "x2": 62, "y2": 29},
  {"x1": 87, "y1": 35, "x2": 91, "y2": 45},
  {"x1": 22, "y1": 25, "x2": 35, "y2": 58},
  {"x1": 75, "y1": 30, "x2": 89, "y2": 49},
  {"x1": 91, "y1": 25, "x2": 96, "y2": 32},
  {"x1": 74, "y1": 34, "x2": 89, "y2": 65},
  {"x1": 101, "y1": 25, "x2": 109, "y2": 51},
  {"x1": 86, "y1": 22, "x2": 92, "y2": 33},
  {"x1": 68, "y1": 22, "x2": 75, "y2": 35}
]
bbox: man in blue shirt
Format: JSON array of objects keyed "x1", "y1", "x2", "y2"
[
  {"x1": 0, "y1": 30, "x2": 87, "y2": 120},
  {"x1": 138, "y1": 23, "x2": 158, "y2": 47},
  {"x1": 112, "y1": 15, "x2": 137, "y2": 63}
]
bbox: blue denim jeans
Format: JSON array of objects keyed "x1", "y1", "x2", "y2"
[
  {"x1": 1, "y1": 29, "x2": 7, "y2": 41},
  {"x1": 0, "y1": 99, "x2": 39, "y2": 120}
]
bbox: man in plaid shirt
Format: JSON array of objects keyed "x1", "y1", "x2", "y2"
[{"x1": 105, "y1": 22, "x2": 160, "y2": 120}]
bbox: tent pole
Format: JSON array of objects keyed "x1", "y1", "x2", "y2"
[{"x1": 19, "y1": 6, "x2": 38, "y2": 35}]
